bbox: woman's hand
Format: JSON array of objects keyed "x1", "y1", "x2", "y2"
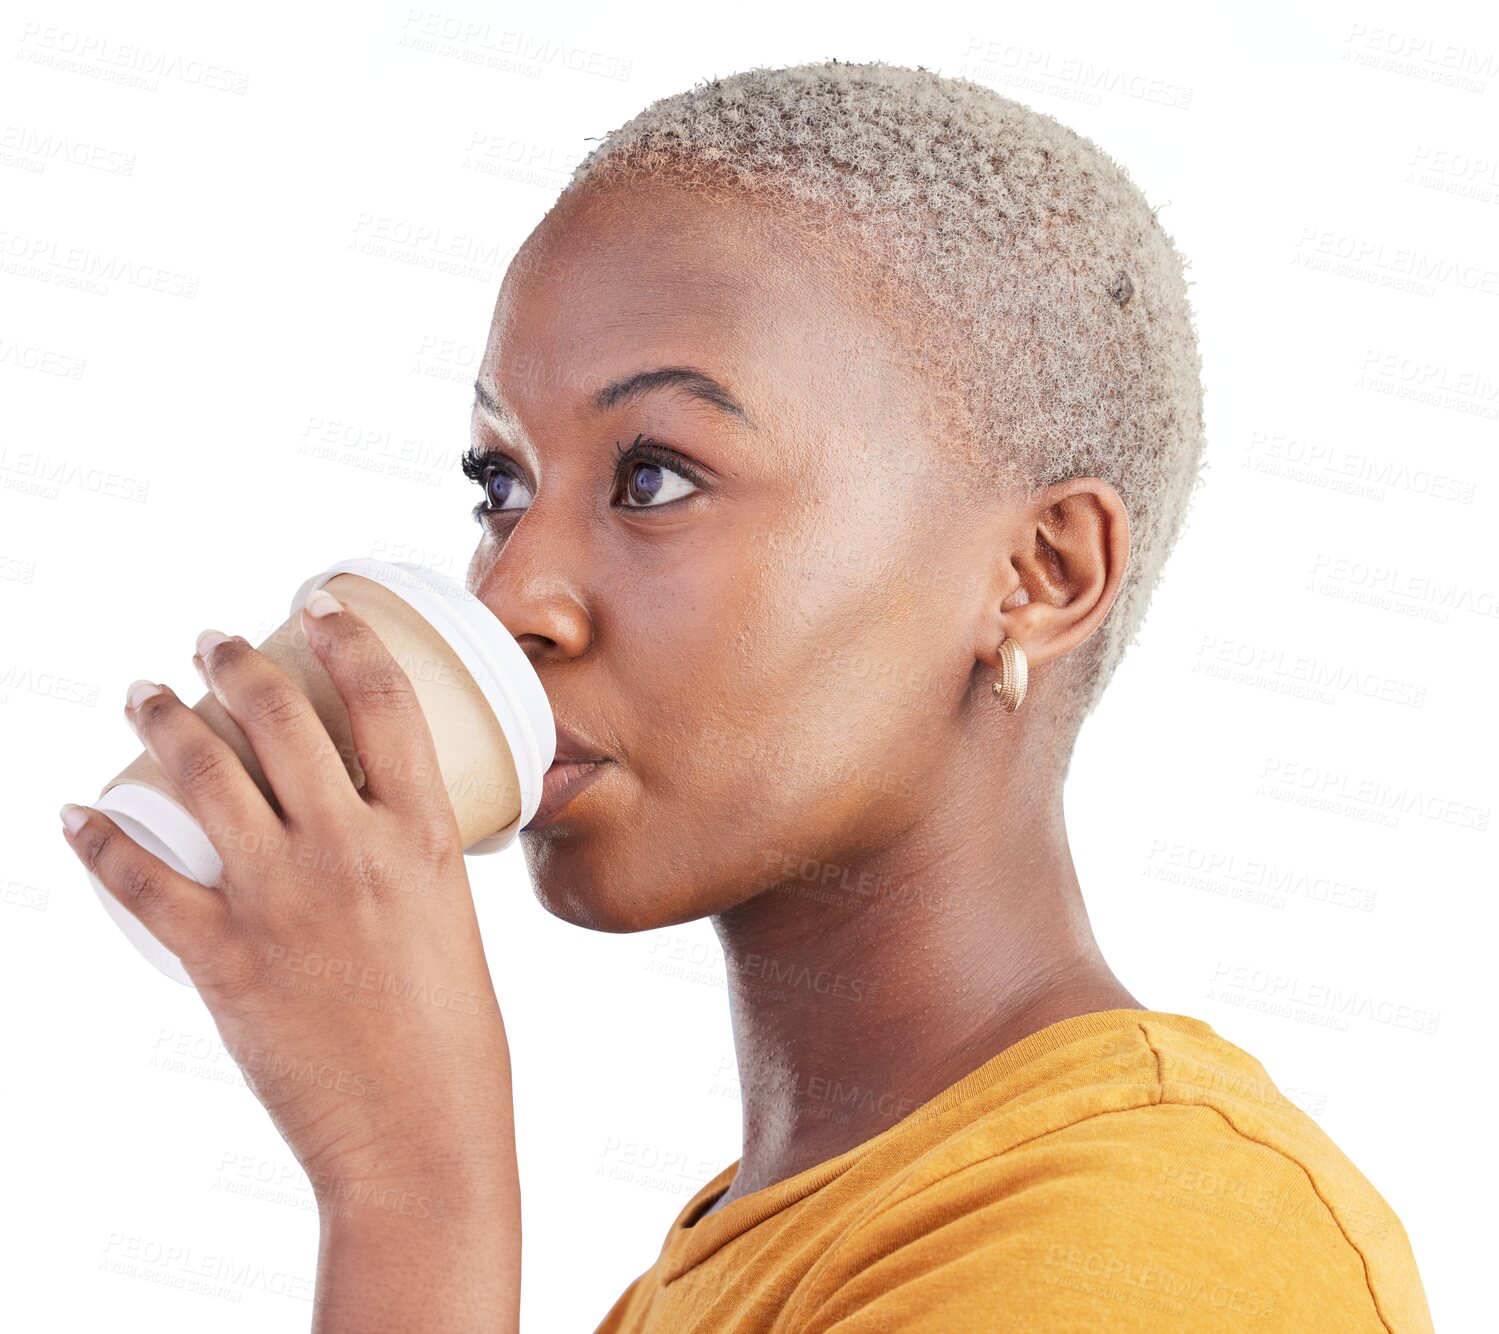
[{"x1": 61, "y1": 590, "x2": 521, "y2": 1331}]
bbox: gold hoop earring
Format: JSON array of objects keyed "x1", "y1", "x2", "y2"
[{"x1": 992, "y1": 638, "x2": 1028, "y2": 713}]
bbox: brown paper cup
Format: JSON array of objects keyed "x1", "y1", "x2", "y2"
[{"x1": 86, "y1": 557, "x2": 556, "y2": 984}]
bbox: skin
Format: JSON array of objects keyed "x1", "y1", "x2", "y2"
[
  {"x1": 63, "y1": 171, "x2": 1141, "y2": 1331},
  {"x1": 64, "y1": 607, "x2": 523, "y2": 1332},
  {"x1": 470, "y1": 175, "x2": 1142, "y2": 1217}
]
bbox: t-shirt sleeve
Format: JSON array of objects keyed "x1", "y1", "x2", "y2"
[
  {"x1": 790, "y1": 1104, "x2": 1418, "y2": 1334},
  {"x1": 591, "y1": 1267, "x2": 649, "y2": 1333}
]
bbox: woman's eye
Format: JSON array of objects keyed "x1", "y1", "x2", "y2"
[
  {"x1": 468, "y1": 444, "x2": 702, "y2": 520},
  {"x1": 484, "y1": 466, "x2": 534, "y2": 512},
  {"x1": 619, "y1": 460, "x2": 699, "y2": 508}
]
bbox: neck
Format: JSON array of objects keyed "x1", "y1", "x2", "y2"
[{"x1": 707, "y1": 749, "x2": 1141, "y2": 1211}]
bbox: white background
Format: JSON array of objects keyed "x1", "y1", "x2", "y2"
[{"x1": 2, "y1": 1, "x2": 1493, "y2": 1328}]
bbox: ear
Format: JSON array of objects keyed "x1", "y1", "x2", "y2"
[{"x1": 975, "y1": 477, "x2": 1131, "y2": 678}]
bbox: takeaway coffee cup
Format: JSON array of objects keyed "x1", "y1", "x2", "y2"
[{"x1": 86, "y1": 556, "x2": 556, "y2": 986}]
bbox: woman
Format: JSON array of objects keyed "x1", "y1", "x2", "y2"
[{"x1": 63, "y1": 60, "x2": 1432, "y2": 1332}]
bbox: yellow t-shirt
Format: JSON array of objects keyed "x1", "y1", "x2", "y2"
[{"x1": 593, "y1": 1008, "x2": 1432, "y2": 1332}]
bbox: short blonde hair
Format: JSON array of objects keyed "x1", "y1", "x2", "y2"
[{"x1": 559, "y1": 59, "x2": 1206, "y2": 740}]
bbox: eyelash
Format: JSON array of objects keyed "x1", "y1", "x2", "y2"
[{"x1": 460, "y1": 432, "x2": 708, "y2": 524}]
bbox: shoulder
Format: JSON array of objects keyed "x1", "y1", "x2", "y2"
[{"x1": 790, "y1": 1022, "x2": 1432, "y2": 1332}]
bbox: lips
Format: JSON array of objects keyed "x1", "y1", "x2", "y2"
[{"x1": 523, "y1": 759, "x2": 611, "y2": 830}]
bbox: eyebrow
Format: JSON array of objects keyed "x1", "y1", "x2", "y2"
[{"x1": 473, "y1": 366, "x2": 757, "y2": 429}]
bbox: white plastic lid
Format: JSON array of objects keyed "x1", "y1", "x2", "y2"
[{"x1": 289, "y1": 557, "x2": 556, "y2": 850}]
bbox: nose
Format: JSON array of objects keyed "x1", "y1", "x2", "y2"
[{"x1": 468, "y1": 530, "x2": 594, "y2": 665}]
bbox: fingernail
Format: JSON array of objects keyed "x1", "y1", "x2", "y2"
[
  {"x1": 60, "y1": 803, "x2": 89, "y2": 836},
  {"x1": 196, "y1": 629, "x2": 232, "y2": 659},
  {"x1": 303, "y1": 589, "x2": 342, "y2": 618},
  {"x1": 126, "y1": 679, "x2": 163, "y2": 711}
]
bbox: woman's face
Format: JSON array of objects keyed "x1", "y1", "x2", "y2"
[{"x1": 467, "y1": 179, "x2": 1000, "y2": 932}]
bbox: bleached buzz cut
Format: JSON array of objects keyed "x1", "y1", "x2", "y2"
[{"x1": 556, "y1": 58, "x2": 1206, "y2": 743}]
